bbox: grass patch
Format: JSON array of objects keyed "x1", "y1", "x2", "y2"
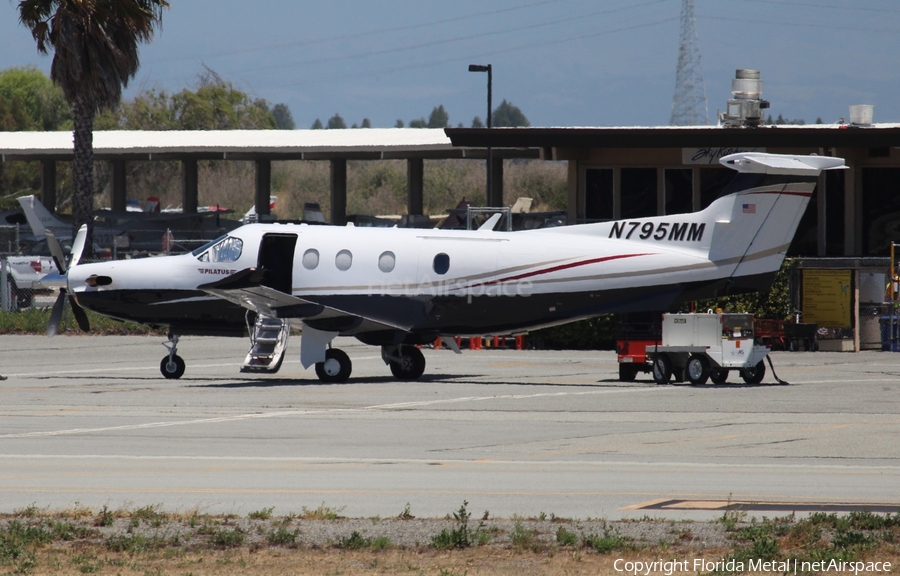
[
  {"x1": 431, "y1": 501, "x2": 491, "y2": 549},
  {"x1": 299, "y1": 503, "x2": 345, "y2": 521}
]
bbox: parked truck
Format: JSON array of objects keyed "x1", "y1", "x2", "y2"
[{"x1": 645, "y1": 312, "x2": 770, "y2": 385}]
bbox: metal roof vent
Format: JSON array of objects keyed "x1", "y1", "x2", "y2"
[{"x1": 718, "y1": 69, "x2": 770, "y2": 128}]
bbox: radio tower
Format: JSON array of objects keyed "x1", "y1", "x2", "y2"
[{"x1": 670, "y1": 0, "x2": 709, "y2": 125}]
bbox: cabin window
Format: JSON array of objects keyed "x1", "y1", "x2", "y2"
[
  {"x1": 433, "y1": 253, "x2": 450, "y2": 275},
  {"x1": 302, "y1": 248, "x2": 319, "y2": 270},
  {"x1": 378, "y1": 251, "x2": 396, "y2": 273},
  {"x1": 335, "y1": 249, "x2": 353, "y2": 271},
  {"x1": 208, "y1": 237, "x2": 242, "y2": 263}
]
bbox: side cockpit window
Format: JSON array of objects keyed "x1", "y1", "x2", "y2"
[{"x1": 195, "y1": 235, "x2": 243, "y2": 263}]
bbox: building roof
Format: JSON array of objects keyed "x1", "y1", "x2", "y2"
[
  {"x1": 445, "y1": 124, "x2": 900, "y2": 150},
  {"x1": 0, "y1": 128, "x2": 539, "y2": 161}
]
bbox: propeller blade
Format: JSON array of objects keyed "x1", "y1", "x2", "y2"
[
  {"x1": 70, "y1": 224, "x2": 88, "y2": 269},
  {"x1": 70, "y1": 298, "x2": 91, "y2": 332},
  {"x1": 47, "y1": 290, "x2": 66, "y2": 337},
  {"x1": 45, "y1": 230, "x2": 67, "y2": 275}
]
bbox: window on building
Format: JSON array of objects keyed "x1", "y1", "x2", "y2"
[
  {"x1": 700, "y1": 168, "x2": 733, "y2": 209},
  {"x1": 621, "y1": 168, "x2": 657, "y2": 219},
  {"x1": 584, "y1": 168, "x2": 613, "y2": 221},
  {"x1": 664, "y1": 168, "x2": 693, "y2": 215}
]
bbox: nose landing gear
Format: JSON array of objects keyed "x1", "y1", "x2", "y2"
[{"x1": 160, "y1": 334, "x2": 185, "y2": 379}]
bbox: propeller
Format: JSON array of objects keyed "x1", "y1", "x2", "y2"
[{"x1": 46, "y1": 224, "x2": 90, "y2": 337}]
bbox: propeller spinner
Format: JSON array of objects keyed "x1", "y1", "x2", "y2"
[{"x1": 45, "y1": 225, "x2": 91, "y2": 336}]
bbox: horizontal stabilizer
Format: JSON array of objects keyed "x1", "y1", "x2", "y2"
[{"x1": 720, "y1": 152, "x2": 847, "y2": 175}]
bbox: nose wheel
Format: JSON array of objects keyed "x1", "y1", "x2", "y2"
[{"x1": 160, "y1": 334, "x2": 185, "y2": 379}]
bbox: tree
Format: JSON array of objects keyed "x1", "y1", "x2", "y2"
[
  {"x1": 427, "y1": 105, "x2": 449, "y2": 128},
  {"x1": 311, "y1": 118, "x2": 323, "y2": 129},
  {"x1": 492, "y1": 99, "x2": 530, "y2": 127},
  {"x1": 0, "y1": 65, "x2": 69, "y2": 131},
  {"x1": 18, "y1": 0, "x2": 169, "y2": 243},
  {"x1": 272, "y1": 103, "x2": 294, "y2": 130},
  {"x1": 394, "y1": 119, "x2": 404, "y2": 128},
  {"x1": 471, "y1": 116, "x2": 484, "y2": 128},
  {"x1": 326, "y1": 113, "x2": 346, "y2": 129},
  {"x1": 408, "y1": 118, "x2": 427, "y2": 128},
  {"x1": 361, "y1": 118, "x2": 371, "y2": 128},
  {"x1": 99, "y1": 69, "x2": 276, "y2": 130}
]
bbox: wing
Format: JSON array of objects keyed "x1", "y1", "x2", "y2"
[{"x1": 198, "y1": 268, "x2": 406, "y2": 332}]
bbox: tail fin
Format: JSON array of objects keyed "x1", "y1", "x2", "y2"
[
  {"x1": 709, "y1": 153, "x2": 846, "y2": 284},
  {"x1": 16, "y1": 195, "x2": 71, "y2": 239}
]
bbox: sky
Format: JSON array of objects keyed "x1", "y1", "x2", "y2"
[{"x1": 2, "y1": 0, "x2": 899, "y2": 129}]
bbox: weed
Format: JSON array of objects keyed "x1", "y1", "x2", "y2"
[
  {"x1": 556, "y1": 526, "x2": 579, "y2": 547},
  {"x1": 370, "y1": 535, "x2": 391, "y2": 550},
  {"x1": 300, "y1": 503, "x2": 345, "y2": 521},
  {"x1": 210, "y1": 527, "x2": 245, "y2": 548},
  {"x1": 581, "y1": 524, "x2": 632, "y2": 554},
  {"x1": 248, "y1": 507, "x2": 274, "y2": 520},
  {"x1": 95, "y1": 505, "x2": 115, "y2": 528},
  {"x1": 105, "y1": 534, "x2": 167, "y2": 554},
  {"x1": 338, "y1": 531, "x2": 370, "y2": 550},
  {"x1": 509, "y1": 521, "x2": 536, "y2": 551},
  {"x1": 431, "y1": 501, "x2": 489, "y2": 549},
  {"x1": 266, "y1": 527, "x2": 299, "y2": 546}
]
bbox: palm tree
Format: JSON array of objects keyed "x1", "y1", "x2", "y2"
[{"x1": 18, "y1": 0, "x2": 168, "y2": 246}]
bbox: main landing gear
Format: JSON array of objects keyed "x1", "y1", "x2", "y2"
[
  {"x1": 160, "y1": 334, "x2": 186, "y2": 379},
  {"x1": 382, "y1": 345, "x2": 426, "y2": 381},
  {"x1": 314, "y1": 348, "x2": 352, "y2": 383}
]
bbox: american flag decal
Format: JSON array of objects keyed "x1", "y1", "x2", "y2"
[{"x1": 742, "y1": 203, "x2": 756, "y2": 214}]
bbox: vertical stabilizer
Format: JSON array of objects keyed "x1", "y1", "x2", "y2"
[{"x1": 17, "y1": 195, "x2": 71, "y2": 239}]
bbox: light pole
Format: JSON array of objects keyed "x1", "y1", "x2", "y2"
[{"x1": 468, "y1": 64, "x2": 495, "y2": 206}]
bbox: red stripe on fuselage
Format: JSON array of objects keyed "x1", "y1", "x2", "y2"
[{"x1": 478, "y1": 253, "x2": 654, "y2": 287}]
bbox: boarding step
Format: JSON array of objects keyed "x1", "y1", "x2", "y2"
[{"x1": 241, "y1": 315, "x2": 290, "y2": 373}]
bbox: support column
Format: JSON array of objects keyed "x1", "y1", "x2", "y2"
[
  {"x1": 330, "y1": 158, "x2": 347, "y2": 226},
  {"x1": 407, "y1": 158, "x2": 424, "y2": 216},
  {"x1": 182, "y1": 159, "x2": 198, "y2": 214},
  {"x1": 843, "y1": 160, "x2": 856, "y2": 255},
  {"x1": 111, "y1": 160, "x2": 127, "y2": 212},
  {"x1": 41, "y1": 160, "x2": 57, "y2": 213},
  {"x1": 255, "y1": 159, "x2": 271, "y2": 217},
  {"x1": 489, "y1": 156, "x2": 503, "y2": 207}
]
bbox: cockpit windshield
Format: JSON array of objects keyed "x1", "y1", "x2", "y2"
[{"x1": 194, "y1": 235, "x2": 243, "y2": 263}]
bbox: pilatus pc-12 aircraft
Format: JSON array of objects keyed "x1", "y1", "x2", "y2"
[{"x1": 42, "y1": 152, "x2": 845, "y2": 382}]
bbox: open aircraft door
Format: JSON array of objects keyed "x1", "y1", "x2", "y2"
[{"x1": 257, "y1": 233, "x2": 297, "y2": 294}]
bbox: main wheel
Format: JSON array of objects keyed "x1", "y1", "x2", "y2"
[
  {"x1": 160, "y1": 354, "x2": 186, "y2": 379},
  {"x1": 389, "y1": 347, "x2": 426, "y2": 381},
  {"x1": 618, "y1": 363, "x2": 638, "y2": 382},
  {"x1": 710, "y1": 369, "x2": 728, "y2": 384},
  {"x1": 651, "y1": 354, "x2": 672, "y2": 384},
  {"x1": 686, "y1": 354, "x2": 710, "y2": 385},
  {"x1": 741, "y1": 360, "x2": 766, "y2": 384},
  {"x1": 315, "y1": 348, "x2": 352, "y2": 383}
]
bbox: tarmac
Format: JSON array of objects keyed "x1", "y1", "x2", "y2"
[{"x1": 2, "y1": 334, "x2": 899, "y2": 520}]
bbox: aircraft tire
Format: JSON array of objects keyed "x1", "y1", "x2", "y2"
[
  {"x1": 651, "y1": 354, "x2": 672, "y2": 385},
  {"x1": 710, "y1": 368, "x2": 728, "y2": 384},
  {"x1": 741, "y1": 360, "x2": 766, "y2": 384},
  {"x1": 390, "y1": 347, "x2": 426, "y2": 381},
  {"x1": 686, "y1": 354, "x2": 710, "y2": 385},
  {"x1": 315, "y1": 348, "x2": 352, "y2": 383},
  {"x1": 160, "y1": 354, "x2": 186, "y2": 379}
]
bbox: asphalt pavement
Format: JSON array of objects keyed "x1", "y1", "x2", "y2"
[{"x1": 2, "y1": 334, "x2": 899, "y2": 520}]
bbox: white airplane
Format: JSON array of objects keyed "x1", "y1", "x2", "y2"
[{"x1": 42, "y1": 153, "x2": 846, "y2": 382}]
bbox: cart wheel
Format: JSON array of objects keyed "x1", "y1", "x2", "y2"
[
  {"x1": 686, "y1": 354, "x2": 710, "y2": 385},
  {"x1": 710, "y1": 369, "x2": 728, "y2": 384},
  {"x1": 741, "y1": 360, "x2": 766, "y2": 384},
  {"x1": 651, "y1": 355, "x2": 672, "y2": 384},
  {"x1": 618, "y1": 363, "x2": 638, "y2": 382}
]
